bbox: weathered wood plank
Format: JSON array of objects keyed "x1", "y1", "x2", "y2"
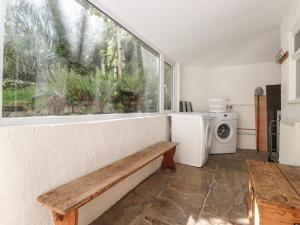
[
  {"x1": 161, "y1": 147, "x2": 176, "y2": 170},
  {"x1": 247, "y1": 160, "x2": 300, "y2": 209},
  {"x1": 248, "y1": 160, "x2": 300, "y2": 225},
  {"x1": 261, "y1": 204, "x2": 300, "y2": 224},
  {"x1": 52, "y1": 210, "x2": 78, "y2": 225},
  {"x1": 278, "y1": 164, "x2": 300, "y2": 197},
  {"x1": 38, "y1": 141, "x2": 176, "y2": 215}
]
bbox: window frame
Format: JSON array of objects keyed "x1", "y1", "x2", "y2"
[
  {"x1": 0, "y1": 0, "x2": 177, "y2": 126},
  {"x1": 288, "y1": 19, "x2": 300, "y2": 104},
  {"x1": 0, "y1": 0, "x2": 5, "y2": 119}
]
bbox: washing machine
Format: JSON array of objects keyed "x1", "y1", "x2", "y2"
[
  {"x1": 171, "y1": 113, "x2": 212, "y2": 167},
  {"x1": 209, "y1": 112, "x2": 237, "y2": 154}
]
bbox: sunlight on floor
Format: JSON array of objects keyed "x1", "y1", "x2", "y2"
[
  {"x1": 193, "y1": 215, "x2": 249, "y2": 225},
  {"x1": 236, "y1": 217, "x2": 249, "y2": 224},
  {"x1": 195, "y1": 217, "x2": 233, "y2": 225},
  {"x1": 186, "y1": 214, "x2": 236, "y2": 225},
  {"x1": 186, "y1": 215, "x2": 196, "y2": 225}
]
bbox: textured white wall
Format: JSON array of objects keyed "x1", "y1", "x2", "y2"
[
  {"x1": 279, "y1": 0, "x2": 300, "y2": 164},
  {"x1": 180, "y1": 63, "x2": 281, "y2": 149},
  {"x1": 281, "y1": 0, "x2": 300, "y2": 122},
  {"x1": 0, "y1": 115, "x2": 169, "y2": 225}
]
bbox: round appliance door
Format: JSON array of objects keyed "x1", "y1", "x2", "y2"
[{"x1": 214, "y1": 121, "x2": 235, "y2": 144}]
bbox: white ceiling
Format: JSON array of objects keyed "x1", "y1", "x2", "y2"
[{"x1": 97, "y1": 0, "x2": 292, "y2": 67}]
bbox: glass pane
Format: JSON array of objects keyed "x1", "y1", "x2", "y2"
[
  {"x1": 164, "y1": 63, "x2": 173, "y2": 110},
  {"x1": 116, "y1": 28, "x2": 160, "y2": 113},
  {"x1": 295, "y1": 30, "x2": 300, "y2": 53},
  {"x1": 217, "y1": 124, "x2": 231, "y2": 139},
  {"x1": 3, "y1": 0, "x2": 159, "y2": 117},
  {"x1": 296, "y1": 60, "x2": 300, "y2": 98}
]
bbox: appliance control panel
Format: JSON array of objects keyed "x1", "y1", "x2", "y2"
[{"x1": 208, "y1": 112, "x2": 237, "y2": 120}]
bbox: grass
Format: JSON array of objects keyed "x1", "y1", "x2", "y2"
[{"x1": 3, "y1": 86, "x2": 35, "y2": 108}]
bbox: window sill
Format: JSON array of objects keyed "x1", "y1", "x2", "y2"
[
  {"x1": 292, "y1": 48, "x2": 300, "y2": 60},
  {"x1": 0, "y1": 113, "x2": 168, "y2": 128},
  {"x1": 287, "y1": 98, "x2": 300, "y2": 104}
]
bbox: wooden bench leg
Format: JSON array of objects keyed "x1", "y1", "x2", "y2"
[
  {"x1": 161, "y1": 147, "x2": 176, "y2": 171},
  {"x1": 53, "y1": 210, "x2": 78, "y2": 225}
]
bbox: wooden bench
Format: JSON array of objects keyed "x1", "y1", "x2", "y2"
[
  {"x1": 247, "y1": 160, "x2": 300, "y2": 225},
  {"x1": 37, "y1": 141, "x2": 176, "y2": 225}
]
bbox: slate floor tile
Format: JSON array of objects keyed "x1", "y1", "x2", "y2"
[{"x1": 90, "y1": 150, "x2": 266, "y2": 225}]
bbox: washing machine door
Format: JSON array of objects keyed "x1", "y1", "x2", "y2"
[{"x1": 214, "y1": 121, "x2": 234, "y2": 144}]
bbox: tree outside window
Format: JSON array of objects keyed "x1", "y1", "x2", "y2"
[{"x1": 2, "y1": 0, "x2": 160, "y2": 117}]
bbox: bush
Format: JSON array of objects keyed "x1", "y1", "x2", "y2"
[
  {"x1": 3, "y1": 79, "x2": 35, "y2": 90},
  {"x1": 65, "y1": 71, "x2": 93, "y2": 106},
  {"x1": 113, "y1": 75, "x2": 144, "y2": 113},
  {"x1": 48, "y1": 67, "x2": 94, "y2": 107},
  {"x1": 47, "y1": 68, "x2": 151, "y2": 114},
  {"x1": 90, "y1": 70, "x2": 117, "y2": 113}
]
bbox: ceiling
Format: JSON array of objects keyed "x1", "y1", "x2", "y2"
[{"x1": 96, "y1": 0, "x2": 292, "y2": 67}]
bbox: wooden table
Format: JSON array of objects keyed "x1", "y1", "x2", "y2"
[{"x1": 247, "y1": 160, "x2": 300, "y2": 225}]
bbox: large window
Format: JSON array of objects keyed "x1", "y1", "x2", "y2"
[
  {"x1": 164, "y1": 62, "x2": 174, "y2": 111},
  {"x1": 2, "y1": 0, "x2": 160, "y2": 117}
]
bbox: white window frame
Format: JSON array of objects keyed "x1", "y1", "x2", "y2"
[
  {"x1": 0, "y1": 0, "x2": 177, "y2": 126},
  {"x1": 288, "y1": 19, "x2": 300, "y2": 104},
  {"x1": 0, "y1": 0, "x2": 5, "y2": 120}
]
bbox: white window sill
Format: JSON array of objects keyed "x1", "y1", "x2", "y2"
[
  {"x1": 292, "y1": 49, "x2": 300, "y2": 60},
  {"x1": 0, "y1": 113, "x2": 169, "y2": 128},
  {"x1": 288, "y1": 98, "x2": 300, "y2": 104}
]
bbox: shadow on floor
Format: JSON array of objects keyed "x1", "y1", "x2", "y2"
[{"x1": 90, "y1": 149, "x2": 267, "y2": 225}]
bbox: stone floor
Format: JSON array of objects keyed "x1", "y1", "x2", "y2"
[{"x1": 90, "y1": 150, "x2": 267, "y2": 225}]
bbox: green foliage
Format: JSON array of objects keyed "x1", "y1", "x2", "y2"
[
  {"x1": 47, "y1": 67, "x2": 68, "y2": 97},
  {"x1": 117, "y1": 75, "x2": 144, "y2": 95},
  {"x1": 4, "y1": 0, "x2": 56, "y2": 82},
  {"x1": 90, "y1": 70, "x2": 116, "y2": 112},
  {"x1": 2, "y1": 79, "x2": 35, "y2": 114},
  {"x1": 66, "y1": 72, "x2": 93, "y2": 106},
  {"x1": 142, "y1": 77, "x2": 159, "y2": 112},
  {"x1": 3, "y1": 86, "x2": 35, "y2": 108},
  {"x1": 113, "y1": 76, "x2": 145, "y2": 113},
  {"x1": 48, "y1": 67, "x2": 93, "y2": 106},
  {"x1": 3, "y1": 0, "x2": 160, "y2": 117},
  {"x1": 3, "y1": 79, "x2": 35, "y2": 90}
]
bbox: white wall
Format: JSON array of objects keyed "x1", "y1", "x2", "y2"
[
  {"x1": 281, "y1": 0, "x2": 300, "y2": 122},
  {"x1": 279, "y1": 0, "x2": 300, "y2": 165},
  {"x1": 181, "y1": 63, "x2": 281, "y2": 149},
  {"x1": 0, "y1": 115, "x2": 169, "y2": 225}
]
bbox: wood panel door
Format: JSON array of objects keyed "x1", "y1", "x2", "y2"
[{"x1": 255, "y1": 96, "x2": 268, "y2": 152}]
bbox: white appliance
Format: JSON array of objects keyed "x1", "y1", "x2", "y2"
[
  {"x1": 209, "y1": 112, "x2": 237, "y2": 154},
  {"x1": 171, "y1": 113, "x2": 212, "y2": 167},
  {"x1": 208, "y1": 98, "x2": 228, "y2": 112}
]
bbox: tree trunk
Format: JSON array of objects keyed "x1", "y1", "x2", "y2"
[{"x1": 117, "y1": 26, "x2": 123, "y2": 79}]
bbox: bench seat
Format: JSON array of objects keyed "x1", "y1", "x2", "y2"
[{"x1": 37, "y1": 141, "x2": 176, "y2": 225}]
